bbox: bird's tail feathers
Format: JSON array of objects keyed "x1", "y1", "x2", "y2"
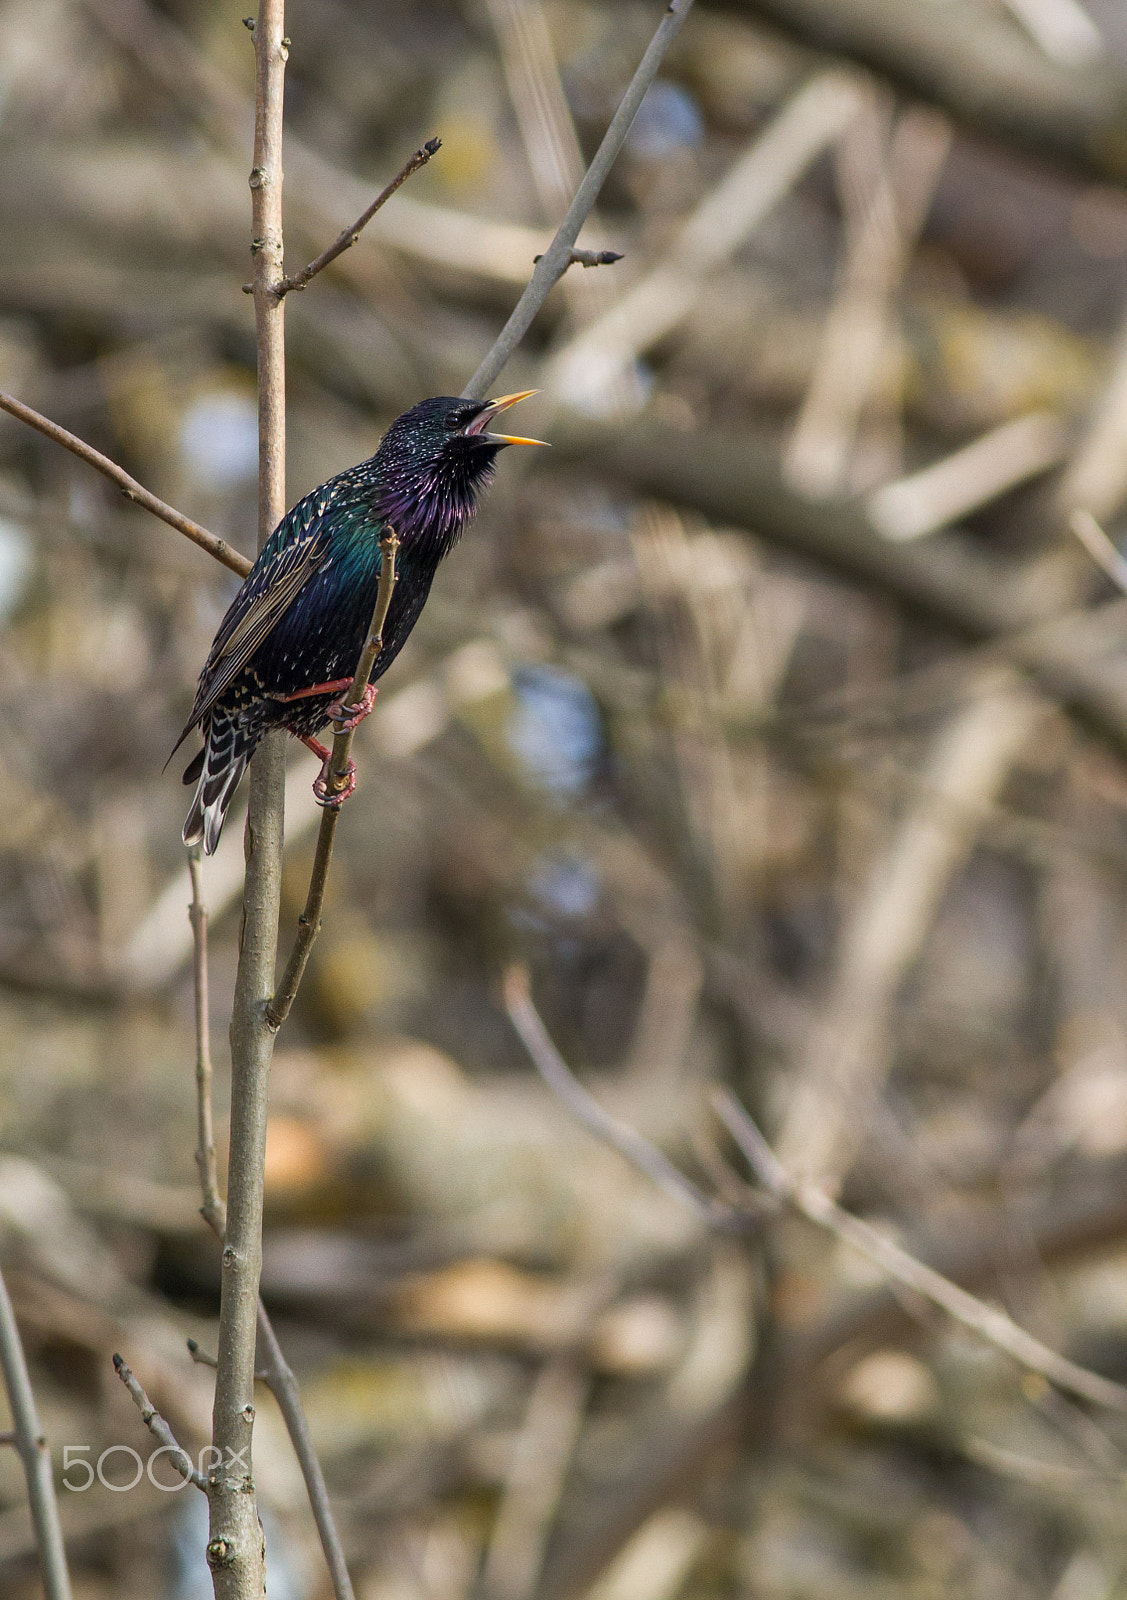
[{"x1": 182, "y1": 715, "x2": 258, "y2": 855}]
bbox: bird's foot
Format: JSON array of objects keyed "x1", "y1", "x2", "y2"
[
  {"x1": 313, "y1": 755, "x2": 357, "y2": 809},
  {"x1": 325, "y1": 682, "x2": 377, "y2": 731}
]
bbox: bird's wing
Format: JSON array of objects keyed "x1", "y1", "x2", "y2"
[{"x1": 180, "y1": 486, "x2": 351, "y2": 736}]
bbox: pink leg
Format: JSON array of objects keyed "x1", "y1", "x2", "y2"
[
  {"x1": 271, "y1": 677, "x2": 354, "y2": 705},
  {"x1": 325, "y1": 682, "x2": 377, "y2": 731}
]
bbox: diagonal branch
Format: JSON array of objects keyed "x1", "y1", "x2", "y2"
[
  {"x1": 1069, "y1": 508, "x2": 1127, "y2": 595},
  {"x1": 0, "y1": 391, "x2": 251, "y2": 578},
  {"x1": 113, "y1": 1353, "x2": 207, "y2": 1490},
  {"x1": 503, "y1": 967, "x2": 1127, "y2": 1414},
  {"x1": 273, "y1": 138, "x2": 441, "y2": 297},
  {"x1": 266, "y1": 529, "x2": 399, "y2": 1030},
  {"x1": 503, "y1": 965, "x2": 749, "y2": 1231},
  {"x1": 711, "y1": 1088, "x2": 1127, "y2": 1414},
  {"x1": 462, "y1": 0, "x2": 696, "y2": 401}
]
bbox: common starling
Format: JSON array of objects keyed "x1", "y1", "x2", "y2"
[{"x1": 174, "y1": 391, "x2": 545, "y2": 853}]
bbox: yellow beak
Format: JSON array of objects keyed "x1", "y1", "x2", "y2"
[{"x1": 472, "y1": 389, "x2": 550, "y2": 448}]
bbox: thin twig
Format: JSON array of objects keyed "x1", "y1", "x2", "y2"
[
  {"x1": 462, "y1": 0, "x2": 696, "y2": 400},
  {"x1": 1069, "y1": 508, "x2": 1127, "y2": 594},
  {"x1": 113, "y1": 1353, "x2": 207, "y2": 1490},
  {"x1": 0, "y1": 390, "x2": 251, "y2": 578},
  {"x1": 502, "y1": 964, "x2": 749, "y2": 1232},
  {"x1": 187, "y1": 1338, "x2": 219, "y2": 1371},
  {"x1": 710, "y1": 1088, "x2": 1127, "y2": 1414},
  {"x1": 253, "y1": 1312, "x2": 355, "y2": 1600},
  {"x1": 272, "y1": 137, "x2": 442, "y2": 297},
  {"x1": 188, "y1": 849, "x2": 224, "y2": 1236},
  {"x1": 0, "y1": 1266, "x2": 73, "y2": 1600},
  {"x1": 266, "y1": 529, "x2": 399, "y2": 1030},
  {"x1": 544, "y1": 70, "x2": 863, "y2": 409}
]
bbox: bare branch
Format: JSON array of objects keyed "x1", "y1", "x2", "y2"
[
  {"x1": 207, "y1": 3, "x2": 288, "y2": 1593},
  {"x1": 1069, "y1": 508, "x2": 1127, "y2": 595},
  {"x1": 462, "y1": 0, "x2": 696, "y2": 401},
  {"x1": 731, "y1": 0, "x2": 1127, "y2": 185},
  {"x1": 267, "y1": 529, "x2": 399, "y2": 1029},
  {"x1": 0, "y1": 1267, "x2": 73, "y2": 1600},
  {"x1": 272, "y1": 137, "x2": 442, "y2": 297},
  {"x1": 502, "y1": 968, "x2": 1127, "y2": 1416},
  {"x1": 253, "y1": 1312, "x2": 356, "y2": 1600},
  {"x1": 544, "y1": 71, "x2": 863, "y2": 410},
  {"x1": 189, "y1": 859, "x2": 356, "y2": 1599},
  {"x1": 188, "y1": 849, "x2": 224, "y2": 1237},
  {"x1": 502, "y1": 964, "x2": 750, "y2": 1232},
  {"x1": 0, "y1": 390, "x2": 251, "y2": 579},
  {"x1": 868, "y1": 411, "x2": 1070, "y2": 542},
  {"x1": 113, "y1": 1353, "x2": 207, "y2": 1490},
  {"x1": 187, "y1": 1338, "x2": 218, "y2": 1370},
  {"x1": 711, "y1": 1088, "x2": 1127, "y2": 1414}
]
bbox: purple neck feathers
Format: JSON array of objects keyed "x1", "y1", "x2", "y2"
[{"x1": 377, "y1": 452, "x2": 497, "y2": 564}]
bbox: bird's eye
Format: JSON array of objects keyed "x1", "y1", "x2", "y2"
[{"x1": 448, "y1": 405, "x2": 480, "y2": 432}]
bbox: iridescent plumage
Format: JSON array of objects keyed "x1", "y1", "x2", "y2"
[{"x1": 175, "y1": 393, "x2": 544, "y2": 852}]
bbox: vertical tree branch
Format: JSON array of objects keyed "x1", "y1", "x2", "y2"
[
  {"x1": 0, "y1": 1267, "x2": 73, "y2": 1600},
  {"x1": 191, "y1": 817, "x2": 357, "y2": 1600},
  {"x1": 206, "y1": 5, "x2": 287, "y2": 1595}
]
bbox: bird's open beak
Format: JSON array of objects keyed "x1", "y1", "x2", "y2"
[{"x1": 468, "y1": 389, "x2": 549, "y2": 448}]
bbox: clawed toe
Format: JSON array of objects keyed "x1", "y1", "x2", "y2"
[
  {"x1": 313, "y1": 756, "x2": 357, "y2": 808},
  {"x1": 325, "y1": 683, "x2": 377, "y2": 731}
]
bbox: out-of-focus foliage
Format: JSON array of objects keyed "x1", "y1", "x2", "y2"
[{"x1": 6, "y1": 1, "x2": 1127, "y2": 1597}]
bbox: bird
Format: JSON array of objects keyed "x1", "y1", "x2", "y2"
[{"x1": 174, "y1": 391, "x2": 546, "y2": 853}]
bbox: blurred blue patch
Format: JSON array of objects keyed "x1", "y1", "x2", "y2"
[
  {"x1": 528, "y1": 853, "x2": 601, "y2": 920},
  {"x1": 180, "y1": 392, "x2": 259, "y2": 490},
  {"x1": 627, "y1": 80, "x2": 704, "y2": 161},
  {"x1": 168, "y1": 1492, "x2": 309, "y2": 1600},
  {"x1": 507, "y1": 667, "x2": 601, "y2": 795},
  {"x1": 0, "y1": 517, "x2": 31, "y2": 620}
]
